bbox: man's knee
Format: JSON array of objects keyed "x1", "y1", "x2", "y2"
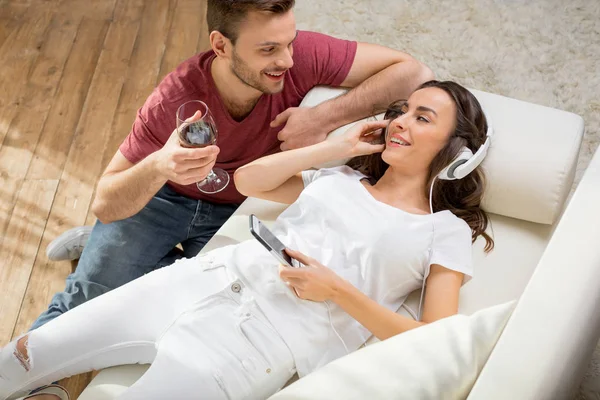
[{"x1": 74, "y1": 222, "x2": 149, "y2": 283}]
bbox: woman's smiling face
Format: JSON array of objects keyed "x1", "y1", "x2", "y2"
[{"x1": 382, "y1": 87, "x2": 457, "y2": 173}]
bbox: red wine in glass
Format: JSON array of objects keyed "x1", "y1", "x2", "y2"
[
  {"x1": 179, "y1": 120, "x2": 217, "y2": 148},
  {"x1": 176, "y1": 100, "x2": 229, "y2": 193}
]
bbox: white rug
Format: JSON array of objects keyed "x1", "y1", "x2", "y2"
[{"x1": 294, "y1": 0, "x2": 600, "y2": 398}]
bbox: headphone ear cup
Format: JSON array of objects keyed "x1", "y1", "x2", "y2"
[{"x1": 437, "y1": 147, "x2": 474, "y2": 180}]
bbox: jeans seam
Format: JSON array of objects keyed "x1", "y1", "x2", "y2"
[
  {"x1": 213, "y1": 370, "x2": 233, "y2": 400},
  {"x1": 187, "y1": 201, "x2": 213, "y2": 239},
  {"x1": 10, "y1": 341, "x2": 155, "y2": 398}
]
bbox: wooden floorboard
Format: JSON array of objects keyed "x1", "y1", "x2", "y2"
[
  {"x1": 26, "y1": 18, "x2": 110, "y2": 182},
  {"x1": 0, "y1": 10, "x2": 80, "y2": 247},
  {"x1": 0, "y1": 4, "x2": 56, "y2": 256},
  {"x1": 197, "y1": 0, "x2": 210, "y2": 54},
  {"x1": 46, "y1": 0, "x2": 144, "y2": 231},
  {"x1": 0, "y1": 3, "x2": 54, "y2": 149},
  {"x1": 60, "y1": 0, "x2": 117, "y2": 21},
  {"x1": 0, "y1": 179, "x2": 59, "y2": 345},
  {"x1": 86, "y1": 0, "x2": 177, "y2": 225},
  {"x1": 13, "y1": 0, "x2": 145, "y2": 333},
  {"x1": 158, "y1": 0, "x2": 205, "y2": 81},
  {"x1": 14, "y1": 17, "x2": 112, "y2": 337},
  {"x1": 0, "y1": 4, "x2": 26, "y2": 50},
  {"x1": 0, "y1": 0, "x2": 209, "y2": 397}
]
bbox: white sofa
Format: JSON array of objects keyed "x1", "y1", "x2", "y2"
[{"x1": 78, "y1": 86, "x2": 597, "y2": 400}]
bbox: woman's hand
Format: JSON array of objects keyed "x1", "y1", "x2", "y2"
[
  {"x1": 278, "y1": 248, "x2": 348, "y2": 302},
  {"x1": 330, "y1": 119, "x2": 388, "y2": 158}
]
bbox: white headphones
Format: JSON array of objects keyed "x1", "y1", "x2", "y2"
[{"x1": 437, "y1": 118, "x2": 493, "y2": 180}]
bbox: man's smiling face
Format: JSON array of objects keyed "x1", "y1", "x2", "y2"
[{"x1": 228, "y1": 10, "x2": 297, "y2": 94}]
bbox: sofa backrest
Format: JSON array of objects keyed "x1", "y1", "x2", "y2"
[{"x1": 300, "y1": 86, "x2": 584, "y2": 225}]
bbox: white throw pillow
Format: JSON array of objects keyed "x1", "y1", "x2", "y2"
[{"x1": 269, "y1": 301, "x2": 515, "y2": 400}]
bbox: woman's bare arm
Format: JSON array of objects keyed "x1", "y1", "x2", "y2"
[
  {"x1": 281, "y1": 248, "x2": 464, "y2": 341},
  {"x1": 234, "y1": 139, "x2": 344, "y2": 204},
  {"x1": 234, "y1": 120, "x2": 387, "y2": 204},
  {"x1": 331, "y1": 264, "x2": 463, "y2": 340},
  {"x1": 332, "y1": 281, "x2": 425, "y2": 340},
  {"x1": 419, "y1": 264, "x2": 464, "y2": 323}
]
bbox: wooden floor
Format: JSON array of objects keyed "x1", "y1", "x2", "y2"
[{"x1": 0, "y1": 0, "x2": 210, "y2": 396}]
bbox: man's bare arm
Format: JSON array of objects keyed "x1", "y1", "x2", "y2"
[
  {"x1": 320, "y1": 42, "x2": 434, "y2": 125},
  {"x1": 91, "y1": 151, "x2": 166, "y2": 224},
  {"x1": 92, "y1": 129, "x2": 219, "y2": 224},
  {"x1": 275, "y1": 43, "x2": 434, "y2": 150}
]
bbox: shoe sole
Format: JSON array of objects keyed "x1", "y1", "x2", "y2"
[
  {"x1": 46, "y1": 226, "x2": 93, "y2": 261},
  {"x1": 23, "y1": 384, "x2": 70, "y2": 400}
]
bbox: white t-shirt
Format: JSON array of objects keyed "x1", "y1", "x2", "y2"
[{"x1": 218, "y1": 166, "x2": 472, "y2": 376}]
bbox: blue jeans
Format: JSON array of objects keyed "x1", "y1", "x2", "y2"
[{"x1": 30, "y1": 185, "x2": 239, "y2": 330}]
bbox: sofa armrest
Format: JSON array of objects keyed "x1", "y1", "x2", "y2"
[{"x1": 468, "y1": 142, "x2": 600, "y2": 399}]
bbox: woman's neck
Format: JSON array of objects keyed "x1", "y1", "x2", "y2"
[{"x1": 369, "y1": 167, "x2": 431, "y2": 213}]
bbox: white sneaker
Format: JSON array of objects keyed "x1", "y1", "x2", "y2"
[
  {"x1": 17, "y1": 384, "x2": 70, "y2": 400},
  {"x1": 46, "y1": 226, "x2": 93, "y2": 261}
]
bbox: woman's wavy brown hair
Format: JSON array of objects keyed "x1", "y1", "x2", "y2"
[{"x1": 347, "y1": 80, "x2": 494, "y2": 252}]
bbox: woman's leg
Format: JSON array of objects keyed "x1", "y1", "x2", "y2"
[
  {"x1": 117, "y1": 282, "x2": 295, "y2": 400},
  {"x1": 0, "y1": 256, "x2": 236, "y2": 400}
]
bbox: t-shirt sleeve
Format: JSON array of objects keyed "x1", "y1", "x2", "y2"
[
  {"x1": 429, "y1": 217, "x2": 473, "y2": 283},
  {"x1": 119, "y1": 91, "x2": 173, "y2": 164},
  {"x1": 301, "y1": 169, "x2": 318, "y2": 187},
  {"x1": 301, "y1": 165, "x2": 365, "y2": 187},
  {"x1": 291, "y1": 31, "x2": 357, "y2": 94}
]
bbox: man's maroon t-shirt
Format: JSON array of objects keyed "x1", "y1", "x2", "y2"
[{"x1": 120, "y1": 31, "x2": 357, "y2": 204}]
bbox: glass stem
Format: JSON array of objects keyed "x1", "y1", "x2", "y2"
[{"x1": 206, "y1": 170, "x2": 217, "y2": 180}]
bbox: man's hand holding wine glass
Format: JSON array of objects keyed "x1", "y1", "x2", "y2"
[
  {"x1": 171, "y1": 100, "x2": 230, "y2": 193},
  {"x1": 153, "y1": 119, "x2": 220, "y2": 187}
]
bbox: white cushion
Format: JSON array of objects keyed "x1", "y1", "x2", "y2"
[
  {"x1": 268, "y1": 301, "x2": 515, "y2": 400},
  {"x1": 299, "y1": 86, "x2": 584, "y2": 225}
]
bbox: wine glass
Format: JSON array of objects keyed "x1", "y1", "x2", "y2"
[{"x1": 176, "y1": 100, "x2": 229, "y2": 194}]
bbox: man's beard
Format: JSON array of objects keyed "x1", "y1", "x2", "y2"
[{"x1": 231, "y1": 48, "x2": 284, "y2": 95}]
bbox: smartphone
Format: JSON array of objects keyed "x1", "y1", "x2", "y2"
[{"x1": 249, "y1": 214, "x2": 301, "y2": 268}]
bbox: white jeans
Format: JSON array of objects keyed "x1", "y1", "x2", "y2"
[{"x1": 0, "y1": 257, "x2": 295, "y2": 400}]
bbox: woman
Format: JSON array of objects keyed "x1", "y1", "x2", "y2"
[{"x1": 0, "y1": 80, "x2": 493, "y2": 400}]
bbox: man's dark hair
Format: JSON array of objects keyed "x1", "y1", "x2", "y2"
[{"x1": 207, "y1": 0, "x2": 295, "y2": 45}]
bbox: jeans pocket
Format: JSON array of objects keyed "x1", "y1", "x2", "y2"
[
  {"x1": 236, "y1": 310, "x2": 292, "y2": 372},
  {"x1": 235, "y1": 316, "x2": 274, "y2": 372},
  {"x1": 235, "y1": 314, "x2": 296, "y2": 399}
]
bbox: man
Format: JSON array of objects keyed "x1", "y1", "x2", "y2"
[{"x1": 35, "y1": 0, "x2": 433, "y2": 330}]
